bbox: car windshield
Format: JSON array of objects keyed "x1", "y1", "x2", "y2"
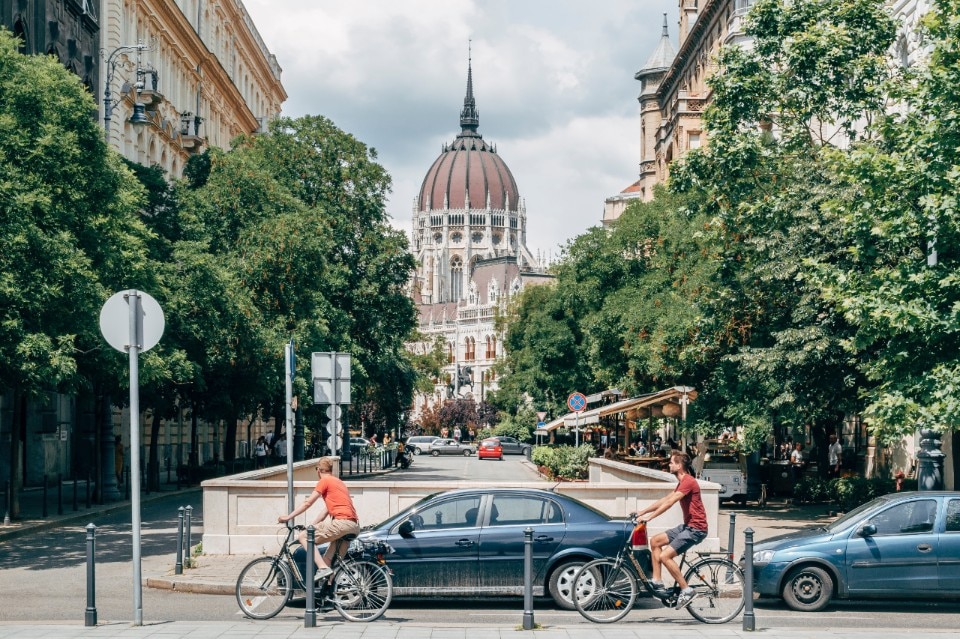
[{"x1": 824, "y1": 496, "x2": 891, "y2": 532}]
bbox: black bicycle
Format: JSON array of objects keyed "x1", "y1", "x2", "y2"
[
  {"x1": 236, "y1": 524, "x2": 393, "y2": 622},
  {"x1": 573, "y1": 515, "x2": 744, "y2": 624}
]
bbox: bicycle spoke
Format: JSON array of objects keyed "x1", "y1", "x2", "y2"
[
  {"x1": 573, "y1": 559, "x2": 637, "y2": 623},
  {"x1": 236, "y1": 557, "x2": 293, "y2": 620},
  {"x1": 683, "y1": 558, "x2": 745, "y2": 624},
  {"x1": 332, "y1": 560, "x2": 393, "y2": 622}
]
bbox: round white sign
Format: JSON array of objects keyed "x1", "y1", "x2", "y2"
[
  {"x1": 325, "y1": 405, "x2": 342, "y2": 420},
  {"x1": 99, "y1": 290, "x2": 165, "y2": 353}
]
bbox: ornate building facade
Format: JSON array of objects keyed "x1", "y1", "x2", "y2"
[
  {"x1": 408, "y1": 60, "x2": 552, "y2": 420},
  {"x1": 100, "y1": 0, "x2": 286, "y2": 176}
]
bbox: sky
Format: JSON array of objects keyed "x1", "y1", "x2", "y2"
[{"x1": 242, "y1": 0, "x2": 678, "y2": 261}]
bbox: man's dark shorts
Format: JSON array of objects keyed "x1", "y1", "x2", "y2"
[{"x1": 665, "y1": 524, "x2": 707, "y2": 554}]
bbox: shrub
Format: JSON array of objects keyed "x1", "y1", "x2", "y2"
[
  {"x1": 793, "y1": 477, "x2": 831, "y2": 503},
  {"x1": 829, "y1": 477, "x2": 898, "y2": 512},
  {"x1": 531, "y1": 444, "x2": 593, "y2": 480}
]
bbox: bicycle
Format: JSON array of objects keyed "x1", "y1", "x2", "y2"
[
  {"x1": 236, "y1": 524, "x2": 393, "y2": 622},
  {"x1": 573, "y1": 515, "x2": 744, "y2": 624}
]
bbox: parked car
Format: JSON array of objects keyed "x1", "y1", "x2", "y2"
[
  {"x1": 749, "y1": 491, "x2": 960, "y2": 611},
  {"x1": 428, "y1": 438, "x2": 476, "y2": 456},
  {"x1": 351, "y1": 488, "x2": 646, "y2": 609},
  {"x1": 478, "y1": 438, "x2": 503, "y2": 460},
  {"x1": 489, "y1": 435, "x2": 531, "y2": 456},
  {"x1": 349, "y1": 437, "x2": 370, "y2": 451},
  {"x1": 404, "y1": 435, "x2": 439, "y2": 455}
]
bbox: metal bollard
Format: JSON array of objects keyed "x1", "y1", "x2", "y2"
[
  {"x1": 305, "y1": 526, "x2": 316, "y2": 627},
  {"x1": 73, "y1": 478, "x2": 79, "y2": 512},
  {"x1": 728, "y1": 512, "x2": 737, "y2": 560},
  {"x1": 743, "y1": 528, "x2": 756, "y2": 631},
  {"x1": 85, "y1": 523, "x2": 97, "y2": 626},
  {"x1": 175, "y1": 507, "x2": 185, "y2": 574},
  {"x1": 58, "y1": 473, "x2": 64, "y2": 515},
  {"x1": 42, "y1": 474, "x2": 48, "y2": 518},
  {"x1": 184, "y1": 505, "x2": 193, "y2": 567},
  {"x1": 522, "y1": 527, "x2": 534, "y2": 630},
  {"x1": 4, "y1": 480, "x2": 11, "y2": 525}
]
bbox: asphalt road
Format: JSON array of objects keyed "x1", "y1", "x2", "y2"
[{"x1": 1, "y1": 456, "x2": 958, "y2": 628}]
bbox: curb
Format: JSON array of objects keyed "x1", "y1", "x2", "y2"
[{"x1": 146, "y1": 577, "x2": 235, "y2": 595}]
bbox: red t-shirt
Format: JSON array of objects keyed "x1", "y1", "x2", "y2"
[
  {"x1": 676, "y1": 473, "x2": 707, "y2": 532},
  {"x1": 314, "y1": 474, "x2": 359, "y2": 522}
]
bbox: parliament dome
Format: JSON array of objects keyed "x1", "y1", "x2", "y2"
[{"x1": 417, "y1": 62, "x2": 520, "y2": 214}]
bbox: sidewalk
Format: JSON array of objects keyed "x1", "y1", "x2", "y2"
[
  {"x1": 0, "y1": 619, "x2": 957, "y2": 639},
  {"x1": 0, "y1": 476, "x2": 202, "y2": 544}
]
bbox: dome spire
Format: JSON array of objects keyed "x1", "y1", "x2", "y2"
[{"x1": 459, "y1": 41, "x2": 480, "y2": 137}]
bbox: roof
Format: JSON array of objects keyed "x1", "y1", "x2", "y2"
[
  {"x1": 540, "y1": 386, "x2": 698, "y2": 431},
  {"x1": 636, "y1": 13, "x2": 676, "y2": 77}
]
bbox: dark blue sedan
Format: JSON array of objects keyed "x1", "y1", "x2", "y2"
[
  {"x1": 750, "y1": 491, "x2": 960, "y2": 611},
  {"x1": 354, "y1": 488, "x2": 643, "y2": 609}
]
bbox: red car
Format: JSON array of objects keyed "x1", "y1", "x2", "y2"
[{"x1": 477, "y1": 438, "x2": 503, "y2": 460}]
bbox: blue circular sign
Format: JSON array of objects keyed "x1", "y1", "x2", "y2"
[{"x1": 567, "y1": 392, "x2": 586, "y2": 412}]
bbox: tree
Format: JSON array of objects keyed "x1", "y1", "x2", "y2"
[
  {"x1": 0, "y1": 29, "x2": 156, "y2": 508},
  {"x1": 811, "y1": 0, "x2": 960, "y2": 442}
]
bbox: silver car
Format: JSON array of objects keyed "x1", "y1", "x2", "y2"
[
  {"x1": 429, "y1": 438, "x2": 476, "y2": 456},
  {"x1": 405, "y1": 435, "x2": 439, "y2": 455}
]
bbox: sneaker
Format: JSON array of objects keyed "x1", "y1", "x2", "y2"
[
  {"x1": 675, "y1": 588, "x2": 699, "y2": 610},
  {"x1": 313, "y1": 566, "x2": 333, "y2": 583},
  {"x1": 649, "y1": 581, "x2": 670, "y2": 598}
]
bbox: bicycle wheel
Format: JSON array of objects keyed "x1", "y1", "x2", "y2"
[
  {"x1": 683, "y1": 558, "x2": 745, "y2": 624},
  {"x1": 331, "y1": 559, "x2": 393, "y2": 622},
  {"x1": 572, "y1": 558, "x2": 637, "y2": 623},
  {"x1": 236, "y1": 556, "x2": 293, "y2": 620}
]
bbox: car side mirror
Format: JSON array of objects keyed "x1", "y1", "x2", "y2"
[
  {"x1": 398, "y1": 519, "x2": 416, "y2": 537},
  {"x1": 859, "y1": 523, "x2": 877, "y2": 537}
]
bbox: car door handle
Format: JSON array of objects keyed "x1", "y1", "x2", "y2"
[
  {"x1": 917, "y1": 544, "x2": 933, "y2": 552},
  {"x1": 535, "y1": 535, "x2": 554, "y2": 543},
  {"x1": 456, "y1": 539, "x2": 475, "y2": 547}
]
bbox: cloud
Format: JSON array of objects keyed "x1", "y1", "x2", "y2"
[{"x1": 243, "y1": 0, "x2": 677, "y2": 258}]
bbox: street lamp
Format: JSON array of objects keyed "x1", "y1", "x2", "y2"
[{"x1": 102, "y1": 41, "x2": 152, "y2": 141}]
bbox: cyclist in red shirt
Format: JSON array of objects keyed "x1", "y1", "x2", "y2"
[
  {"x1": 635, "y1": 450, "x2": 708, "y2": 609},
  {"x1": 278, "y1": 457, "x2": 360, "y2": 579}
]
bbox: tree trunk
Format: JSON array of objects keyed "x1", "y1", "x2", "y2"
[
  {"x1": 148, "y1": 406, "x2": 161, "y2": 491},
  {"x1": 7, "y1": 389, "x2": 24, "y2": 518},
  {"x1": 225, "y1": 415, "x2": 237, "y2": 463}
]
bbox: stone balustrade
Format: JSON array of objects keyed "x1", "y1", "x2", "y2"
[{"x1": 200, "y1": 457, "x2": 721, "y2": 554}]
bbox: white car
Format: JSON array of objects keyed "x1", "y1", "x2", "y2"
[{"x1": 404, "y1": 435, "x2": 439, "y2": 455}]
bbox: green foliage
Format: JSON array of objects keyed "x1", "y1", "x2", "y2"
[
  {"x1": 0, "y1": 28, "x2": 152, "y2": 398},
  {"x1": 531, "y1": 444, "x2": 593, "y2": 480},
  {"x1": 828, "y1": 477, "x2": 897, "y2": 511}
]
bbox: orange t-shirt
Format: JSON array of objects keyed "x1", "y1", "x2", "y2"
[{"x1": 314, "y1": 474, "x2": 358, "y2": 522}]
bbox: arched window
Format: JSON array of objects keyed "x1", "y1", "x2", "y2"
[
  {"x1": 485, "y1": 336, "x2": 492, "y2": 359},
  {"x1": 468, "y1": 281, "x2": 478, "y2": 306},
  {"x1": 450, "y1": 256, "x2": 463, "y2": 301},
  {"x1": 491, "y1": 335, "x2": 497, "y2": 358},
  {"x1": 447, "y1": 342, "x2": 454, "y2": 364}
]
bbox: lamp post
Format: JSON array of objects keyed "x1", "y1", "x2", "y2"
[{"x1": 102, "y1": 41, "x2": 151, "y2": 141}]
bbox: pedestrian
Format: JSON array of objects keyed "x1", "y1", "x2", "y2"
[
  {"x1": 827, "y1": 434, "x2": 842, "y2": 478},
  {"x1": 275, "y1": 434, "x2": 288, "y2": 461},
  {"x1": 790, "y1": 442, "x2": 805, "y2": 481},
  {"x1": 453, "y1": 426, "x2": 461, "y2": 442},
  {"x1": 369, "y1": 433, "x2": 378, "y2": 446},
  {"x1": 255, "y1": 436, "x2": 268, "y2": 469}
]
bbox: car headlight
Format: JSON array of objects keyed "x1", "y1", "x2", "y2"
[{"x1": 753, "y1": 550, "x2": 775, "y2": 564}]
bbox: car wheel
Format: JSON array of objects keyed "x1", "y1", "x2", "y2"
[
  {"x1": 412, "y1": 447, "x2": 421, "y2": 455},
  {"x1": 548, "y1": 560, "x2": 586, "y2": 610},
  {"x1": 782, "y1": 565, "x2": 833, "y2": 612},
  {"x1": 463, "y1": 449, "x2": 472, "y2": 456},
  {"x1": 520, "y1": 447, "x2": 531, "y2": 456},
  {"x1": 431, "y1": 450, "x2": 440, "y2": 457}
]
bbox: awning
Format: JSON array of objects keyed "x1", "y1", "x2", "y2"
[{"x1": 539, "y1": 386, "x2": 697, "y2": 431}]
